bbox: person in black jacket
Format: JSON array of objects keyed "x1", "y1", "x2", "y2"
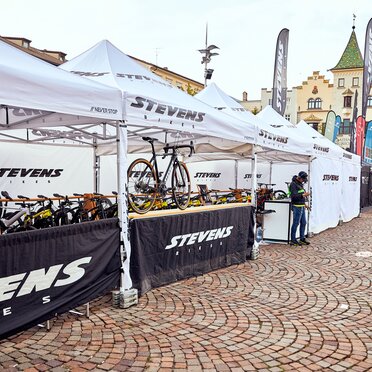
[{"x1": 289, "y1": 171, "x2": 311, "y2": 246}]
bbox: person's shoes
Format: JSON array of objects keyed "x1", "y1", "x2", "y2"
[
  {"x1": 300, "y1": 238, "x2": 310, "y2": 245},
  {"x1": 289, "y1": 240, "x2": 301, "y2": 246}
]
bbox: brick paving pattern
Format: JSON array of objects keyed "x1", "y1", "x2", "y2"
[{"x1": 1, "y1": 210, "x2": 371, "y2": 371}]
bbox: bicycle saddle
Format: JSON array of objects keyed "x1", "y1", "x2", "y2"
[
  {"x1": 142, "y1": 137, "x2": 157, "y2": 143},
  {"x1": 1, "y1": 191, "x2": 12, "y2": 200},
  {"x1": 17, "y1": 195, "x2": 30, "y2": 200}
]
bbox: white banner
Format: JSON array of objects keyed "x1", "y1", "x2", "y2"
[
  {"x1": 188, "y1": 160, "x2": 235, "y2": 191},
  {"x1": 340, "y1": 161, "x2": 361, "y2": 222},
  {"x1": 309, "y1": 158, "x2": 342, "y2": 234},
  {"x1": 0, "y1": 142, "x2": 93, "y2": 198},
  {"x1": 237, "y1": 161, "x2": 270, "y2": 189},
  {"x1": 271, "y1": 163, "x2": 306, "y2": 193}
]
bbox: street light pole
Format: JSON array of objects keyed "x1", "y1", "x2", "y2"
[{"x1": 198, "y1": 23, "x2": 219, "y2": 87}]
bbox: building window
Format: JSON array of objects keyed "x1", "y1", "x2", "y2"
[
  {"x1": 286, "y1": 97, "x2": 291, "y2": 103},
  {"x1": 22, "y1": 40, "x2": 29, "y2": 48},
  {"x1": 268, "y1": 99, "x2": 272, "y2": 105},
  {"x1": 314, "y1": 98, "x2": 322, "y2": 109},
  {"x1": 308, "y1": 98, "x2": 315, "y2": 109},
  {"x1": 368, "y1": 96, "x2": 372, "y2": 107},
  {"x1": 285, "y1": 114, "x2": 291, "y2": 121},
  {"x1": 343, "y1": 96, "x2": 352, "y2": 108},
  {"x1": 352, "y1": 77, "x2": 359, "y2": 87},
  {"x1": 309, "y1": 123, "x2": 319, "y2": 131},
  {"x1": 339, "y1": 119, "x2": 351, "y2": 134},
  {"x1": 338, "y1": 78, "x2": 345, "y2": 88}
]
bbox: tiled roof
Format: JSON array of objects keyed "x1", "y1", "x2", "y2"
[
  {"x1": 331, "y1": 30, "x2": 363, "y2": 70},
  {"x1": 0, "y1": 36, "x2": 65, "y2": 65}
]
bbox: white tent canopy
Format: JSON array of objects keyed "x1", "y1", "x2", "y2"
[
  {"x1": 196, "y1": 83, "x2": 313, "y2": 160},
  {"x1": 60, "y1": 40, "x2": 257, "y2": 158},
  {"x1": 0, "y1": 39, "x2": 123, "y2": 130},
  {"x1": 296, "y1": 120, "x2": 343, "y2": 159}
]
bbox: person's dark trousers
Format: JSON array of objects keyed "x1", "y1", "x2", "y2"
[{"x1": 291, "y1": 206, "x2": 306, "y2": 242}]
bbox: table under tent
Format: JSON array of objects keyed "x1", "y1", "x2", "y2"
[{"x1": 0, "y1": 39, "x2": 259, "y2": 338}]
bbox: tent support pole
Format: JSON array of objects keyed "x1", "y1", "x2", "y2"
[
  {"x1": 251, "y1": 146, "x2": 257, "y2": 206},
  {"x1": 116, "y1": 121, "x2": 132, "y2": 292},
  {"x1": 307, "y1": 156, "x2": 313, "y2": 237},
  {"x1": 269, "y1": 161, "x2": 273, "y2": 184},
  {"x1": 93, "y1": 137, "x2": 99, "y2": 193},
  {"x1": 235, "y1": 160, "x2": 238, "y2": 189}
]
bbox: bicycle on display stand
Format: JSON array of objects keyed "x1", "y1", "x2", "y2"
[{"x1": 127, "y1": 137, "x2": 194, "y2": 214}]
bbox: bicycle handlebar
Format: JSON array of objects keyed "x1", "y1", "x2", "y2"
[{"x1": 163, "y1": 141, "x2": 194, "y2": 157}]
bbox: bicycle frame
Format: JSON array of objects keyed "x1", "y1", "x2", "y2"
[
  {"x1": 0, "y1": 205, "x2": 31, "y2": 230},
  {"x1": 146, "y1": 139, "x2": 188, "y2": 196}
]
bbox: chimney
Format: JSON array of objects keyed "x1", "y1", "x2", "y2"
[{"x1": 242, "y1": 91, "x2": 248, "y2": 101}]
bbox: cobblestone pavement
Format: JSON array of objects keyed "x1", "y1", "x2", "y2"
[{"x1": 1, "y1": 210, "x2": 371, "y2": 372}]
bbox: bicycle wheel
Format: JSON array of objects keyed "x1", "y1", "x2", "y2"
[
  {"x1": 54, "y1": 209, "x2": 72, "y2": 226},
  {"x1": 93, "y1": 198, "x2": 113, "y2": 219},
  {"x1": 273, "y1": 190, "x2": 287, "y2": 200},
  {"x1": 127, "y1": 158, "x2": 157, "y2": 214},
  {"x1": 171, "y1": 161, "x2": 191, "y2": 210}
]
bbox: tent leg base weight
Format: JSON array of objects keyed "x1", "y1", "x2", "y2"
[{"x1": 119, "y1": 288, "x2": 138, "y2": 309}]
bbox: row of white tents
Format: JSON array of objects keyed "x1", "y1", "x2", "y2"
[{"x1": 0, "y1": 38, "x2": 361, "y2": 290}]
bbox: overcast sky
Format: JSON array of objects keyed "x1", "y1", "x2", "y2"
[{"x1": 1, "y1": 0, "x2": 371, "y2": 99}]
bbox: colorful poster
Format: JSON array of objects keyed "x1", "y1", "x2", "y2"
[
  {"x1": 355, "y1": 116, "x2": 366, "y2": 156},
  {"x1": 272, "y1": 28, "x2": 289, "y2": 116},
  {"x1": 349, "y1": 90, "x2": 359, "y2": 153},
  {"x1": 334, "y1": 115, "x2": 341, "y2": 142}
]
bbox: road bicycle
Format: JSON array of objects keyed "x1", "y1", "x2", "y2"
[{"x1": 127, "y1": 137, "x2": 194, "y2": 214}]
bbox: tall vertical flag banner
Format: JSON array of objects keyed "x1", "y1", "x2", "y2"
[
  {"x1": 356, "y1": 115, "x2": 366, "y2": 156},
  {"x1": 324, "y1": 110, "x2": 336, "y2": 142},
  {"x1": 350, "y1": 89, "x2": 358, "y2": 153},
  {"x1": 334, "y1": 115, "x2": 341, "y2": 143},
  {"x1": 272, "y1": 28, "x2": 289, "y2": 116},
  {"x1": 364, "y1": 120, "x2": 372, "y2": 163},
  {"x1": 362, "y1": 18, "x2": 372, "y2": 119}
]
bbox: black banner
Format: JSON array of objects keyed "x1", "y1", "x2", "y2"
[
  {"x1": 130, "y1": 206, "x2": 254, "y2": 295},
  {"x1": 0, "y1": 219, "x2": 121, "y2": 339},
  {"x1": 272, "y1": 28, "x2": 289, "y2": 116},
  {"x1": 361, "y1": 165, "x2": 372, "y2": 207},
  {"x1": 362, "y1": 18, "x2": 372, "y2": 119}
]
